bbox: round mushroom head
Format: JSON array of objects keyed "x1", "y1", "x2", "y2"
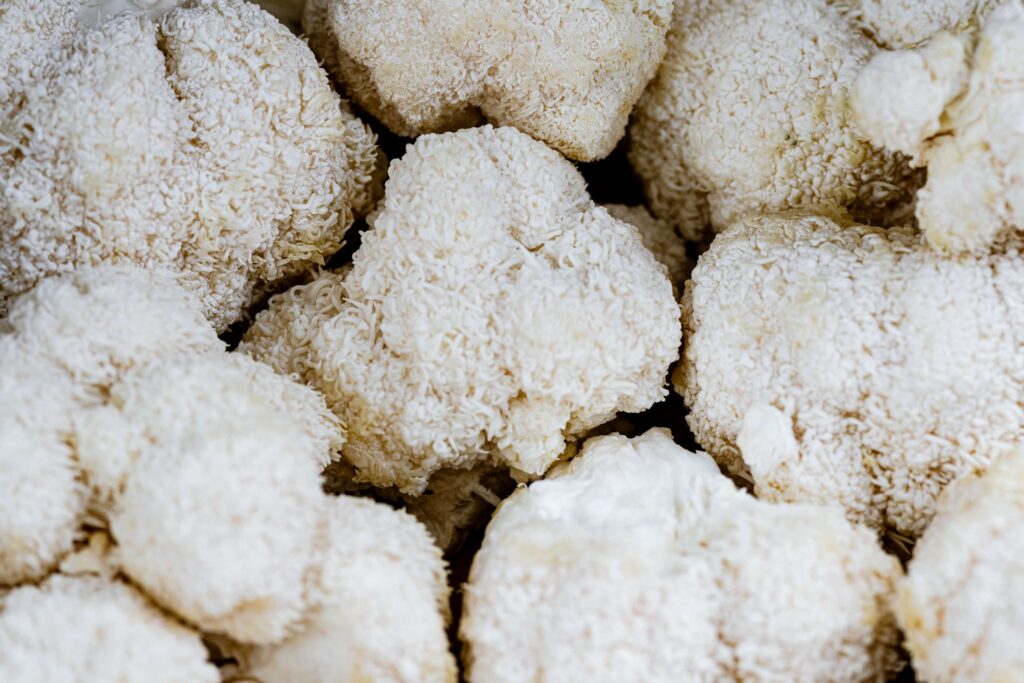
[
  {"x1": 75, "y1": 352, "x2": 343, "y2": 507},
  {"x1": 460, "y1": 429, "x2": 902, "y2": 683},
  {"x1": 111, "y1": 400, "x2": 326, "y2": 644},
  {"x1": 629, "y1": 0, "x2": 920, "y2": 241},
  {"x1": 243, "y1": 125, "x2": 681, "y2": 495},
  {"x1": 0, "y1": 0, "x2": 380, "y2": 329},
  {"x1": 0, "y1": 265, "x2": 221, "y2": 585},
  {"x1": 682, "y1": 212, "x2": 1024, "y2": 537},
  {"x1": 302, "y1": 0, "x2": 672, "y2": 161}
]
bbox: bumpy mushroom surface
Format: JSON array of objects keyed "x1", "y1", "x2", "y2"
[
  {"x1": 681, "y1": 212, "x2": 1024, "y2": 537},
  {"x1": 245, "y1": 496, "x2": 457, "y2": 683},
  {"x1": 302, "y1": 0, "x2": 672, "y2": 161},
  {"x1": 852, "y1": 2, "x2": 1024, "y2": 253},
  {"x1": 75, "y1": 352, "x2": 343, "y2": 506},
  {"x1": 243, "y1": 125, "x2": 681, "y2": 494},
  {"x1": 461, "y1": 429, "x2": 902, "y2": 683},
  {"x1": 0, "y1": 575, "x2": 218, "y2": 683},
  {"x1": 111, "y1": 410, "x2": 325, "y2": 645},
  {"x1": 0, "y1": 265, "x2": 221, "y2": 586},
  {"x1": 0, "y1": 0, "x2": 380, "y2": 328},
  {"x1": 853, "y1": 0, "x2": 1001, "y2": 48},
  {"x1": 604, "y1": 204, "x2": 692, "y2": 288},
  {"x1": 630, "y1": 0, "x2": 919, "y2": 240},
  {"x1": 897, "y1": 448, "x2": 1024, "y2": 682}
]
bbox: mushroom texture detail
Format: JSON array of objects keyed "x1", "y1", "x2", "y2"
[
  {"x1": 302, "y1": 0, "x2": 673, "y2": 161},
  {"x1": 852, "y1": 2, "x2": 1024, "y2": 254},
  {"x1": 0, "y1": 575, "x2": 219, "y2": 683},
  {"x1": 0, "y1": 265, "x2": 222, "y2": 395},
  {"x1": 629, "y1": 0, "x2": 920, "y2": 241},
  {"x1": 0, "y1": 384, "x2": 84, "y2": 587},
  {"x1": 79, "y1": 354, "x2": 341, "y2": 645},
  {"x1": 850, "y1": 0, "x2": 1004, "y2": 48},
  {"x1": 0, "y1": 265, "x2": 222, "y2": 586},
  {"x1": 681, "y1": 212, "x2": 1024, "y2": 538},
  {"x1": 0, "y1": 0, "x2": 380, "y2": 329},
  {"x1": 309, "y1": 202, "x2": 687, "y2": 550},
  {"x1": 109, "y1": 402, "x2": 326, "y2": 645},
  {"x1": 0, "y1": 264, "x2": 351, "y2": 652},
  {"x1": 0, "y1": 263, "x2": 455, "y2": 669},
  {"x1": 459, "y1": 429, "x2": 903, "y2": 683},
  {"x1": 74, "y1": 352, "x2": 344, "y2": 507},
  {"x1": 243, "y1": 496, "x2": 458, "y2": 683},
  {"x1": 242, "y1": 125, "x2": 682, "y2": 495},
  {"x1": 896, "y1": 448, "x2": 1024, "y2": 683},
  {"x1": 604, "y1": 203, "x2": 692, "y2": 289}
]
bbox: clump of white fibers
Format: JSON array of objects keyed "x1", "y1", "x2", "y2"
[
  {"x1": 0, "y1": 264, "x2": 221, "y2": 585},
  {"x1": 110, "y1": 390, "x2": 326, "y2": 644},
  {"x1": 897, "y1": 448, "x2": 1024, "y2": 682},
  {"x1": 243, "y1": 125, "x2": 681, "y2": 494},
  {"x1": 460, "y1": 429, "x2": 902, "y2": 683},
  {"x1": 0, "y1": 575, "x2": 218, "y2": 683},
  {"x1": 244, "y1": 496, "x2": 457, "y2": 683},
  {"x1": 0, "y1": 0, "x2": 381, "y2": 328}
]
